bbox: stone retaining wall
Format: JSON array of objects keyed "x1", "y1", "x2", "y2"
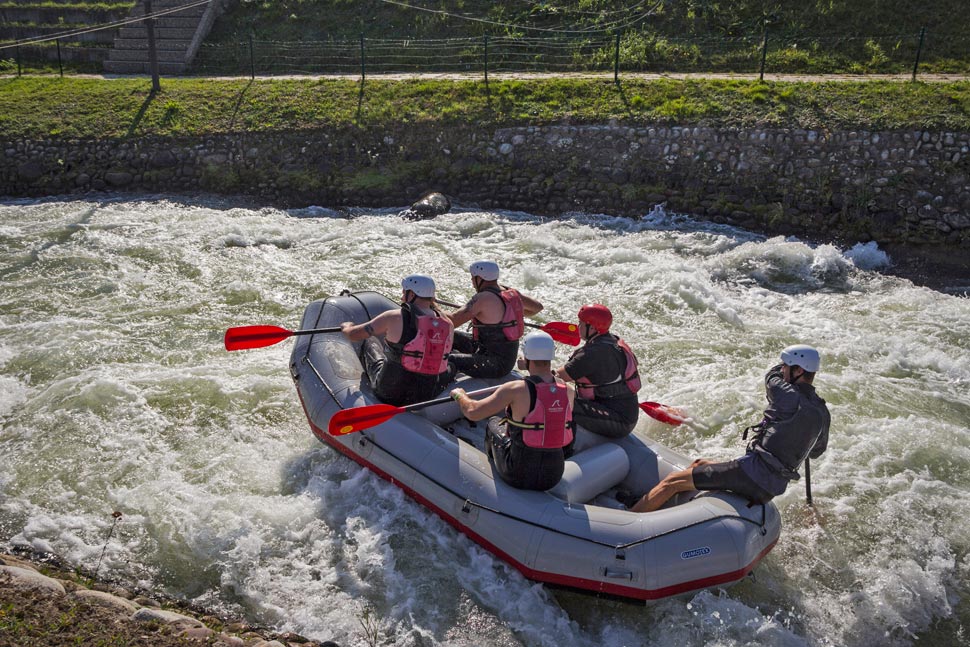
[{"x1": 3, "y1": 122, "x2": 968, "y2": 247}]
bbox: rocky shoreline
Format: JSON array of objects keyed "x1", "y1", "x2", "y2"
[{"x1": 0, "y1": 550, "x2": 340, "y2": 647}]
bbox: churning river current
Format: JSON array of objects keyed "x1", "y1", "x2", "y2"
[{"x1": 0, "y1": 195, "x2": 968, "y2": 647}]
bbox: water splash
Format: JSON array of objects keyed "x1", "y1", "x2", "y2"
[{"x1": 1, "y1": 196, "x2": 967, "y2": 646}]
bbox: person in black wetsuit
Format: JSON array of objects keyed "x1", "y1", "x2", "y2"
[
  {"x1": 446, "y1": 260, "x2": 544, "y2": 379},
  {"x1": 451, "y1": 331, "x2": 575, "y2": 491},
  {"x1": 555, "y1": 303, "x2": 641, "y2": 440},
  {"x1": 623, "y1": 345, "x2": 830, "y2": 513},
  {"x1": 340, "y1": 274, "x2": 456, "y2": 406}
]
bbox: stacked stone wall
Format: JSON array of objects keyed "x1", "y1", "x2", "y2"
[{"x1": 2, "y1": 122, "x2": 968, "y2": 246}]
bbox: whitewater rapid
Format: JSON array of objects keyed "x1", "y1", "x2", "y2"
[{"x1": 0, "y1": 196, "x2": 967, "y2": 646}]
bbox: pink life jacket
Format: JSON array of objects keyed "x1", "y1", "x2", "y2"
[
  {"x1": 400, "y1": 311, "x2": 453, "y2": 375},
  {"x1": 472, "y1": 287, "x2": 525, "y2": 342},
  {"x1": 576, "y1": 337, "x2": 641, "y2": 400},
  {"x1": 507, "y1": 377, "x2": 574, "y2": 449}
]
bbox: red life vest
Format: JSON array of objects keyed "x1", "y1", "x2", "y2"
[
  {"x1": 506, "y1": 377, "x2": 574, "y2": 449},
  {"x1": 400, "y1": 311, "x2": 453, "y2": 375},
  {"x1": 576, "y1": 337, "x2": 641, "y2": 400},
  {"x1": 472, "y1": 287, "x2": 525, "y2": 342}
]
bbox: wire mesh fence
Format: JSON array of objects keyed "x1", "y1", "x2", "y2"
[
  {"x1": 3, "y1": 25, "x2": 970, "y2": 78},
  {"x1": 186, "y1": 29, "x2": 970, "y2": 79}
]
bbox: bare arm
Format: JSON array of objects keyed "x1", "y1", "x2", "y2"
[
  {"x1": 341, "y1": 310, "x2": 395, "y2": 342},
  {"x1": 447, "y1": 293, "x2": 484, "y2": 328},
  {"x1": 451, "y1": 382, "x2": 519, "y2": 421},
  {"x1": 519, "y1": 292, "x2": 543, "y2": 318}
]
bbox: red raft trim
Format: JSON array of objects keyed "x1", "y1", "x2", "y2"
[{"x1": 298, "y1": 394, "x2": 774, "y2": 601}]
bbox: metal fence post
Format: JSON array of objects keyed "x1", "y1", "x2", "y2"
[
  {"x1": 614, "y1": 32, "x2": 621, "y2": 83},
  {"x1": 249, "y1": 35, "x2": 255, "y2": 79},
  {"x1": 759, "y1": 18, "x2": 769, "y2": 81},
  {"x1": 16, "y1": 45, "x2": 21, "y2": 76},
  {"x1": 359, "y1": 33, "x2": 365, "y2": 83},
  {"x1": 483, "y1": 34, "x2": 488, "y2": 84},
  {"x1": 144, "y1": 0, "x2": 161, "y2": 92},
  {"x1": 56, "y1": 38, "x2": 63, "y2": 77},
  {"x1": 912, "y1": 26, "x2": 926, "y2": 82}
]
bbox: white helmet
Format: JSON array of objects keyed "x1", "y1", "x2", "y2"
[
  {"x1": 780, "y1": 345, "x2": 821, "y2": 373},
  {"x1": 401, "y1": 274, "x2": 436, "y2": 298},
  {"x1": 469, "y1": 260, "x2": 500, "y2": 281},
  {"x1": 521, "y1": 331, "x2": 556, "y2": 361}
]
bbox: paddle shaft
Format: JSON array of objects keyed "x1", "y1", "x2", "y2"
[
  {"x1": 805, "y1": 458, "x2": 813, "y2": 505},
  {"x1": 437, "y1": 297, "x2": 580, "y2": 345},
  {"x1": 328, "y1": 385, "x2": 500, "y2": 435},
  {"x1": 290, "y1": 326, "x2": 341, "y2": 336},
  {"x1": 403, "y1": 385, "x2": 498, "y2": 413}
]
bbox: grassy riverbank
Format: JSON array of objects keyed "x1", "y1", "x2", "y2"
[{"x1": 2, "y1": 76, "x2": 970, "y2": 139}]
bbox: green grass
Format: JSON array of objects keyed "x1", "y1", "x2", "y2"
[
  {"x1": 1, "y1": 76, "x2": 970, "y2": 140},
  {"x1": 201, "y1": 0, "x2": 970, "y2": 74}
]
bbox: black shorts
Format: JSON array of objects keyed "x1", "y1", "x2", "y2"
[{"x1": 691, "y1": 460, "x2": 774, "y2": 504}]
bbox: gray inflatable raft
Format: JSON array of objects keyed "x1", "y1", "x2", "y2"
[{"x1": 289, "y1": 291, "x2": 781, "y2": 602}]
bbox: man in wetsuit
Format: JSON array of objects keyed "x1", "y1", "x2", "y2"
[
  {"x1": 624, "y1": 345, "x2": 831, "y2": 513},
  {"x1": 446, "y1": 260, "x2": 544, "y2": 379},
  {"x1": 555, "y1": 304, "x2": 641, "y2": 440},
  {"x1": 341, "y1": 274, "x2": 456, "y2": 407},
  {"x1": 450, "y1": 331, "x2": 574, "y2": 491}
]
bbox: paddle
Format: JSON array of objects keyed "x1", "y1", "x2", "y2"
[
  {"x1": 437, "y1": 297, "x2": 581, "y2": 346},
  {"x1": 639, "y1": 401, "x2": 688, "y2": 426},
  {"x1": 526, "y1": 321, "x2": 581, "y2": 346},
  {"x1": 224, "y1": 325, "x2": 341, "y2": 351},
  {"x1": 804, "y1": 458, "x2": 813, "y2": 506},
  {"x1": 329, "y1": 386, "x2": 500, "y2": 436}
]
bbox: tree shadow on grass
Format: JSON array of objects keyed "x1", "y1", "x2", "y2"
[
  {"x1": 613, "y1": 80, "x2": 636, "y2": 118},
  {"x1": 228, "y1": 79, "x2": 254, "y2": 131},
  {"x1": 126, "y1": 87, "x2": 158, "y2": 137}
]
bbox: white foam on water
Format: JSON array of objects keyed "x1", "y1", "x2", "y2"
[
  {"x1": 845, "y1": 241, "x2": 892, "y2": 270},
  {"x1": 1, "y1": 197, "x2": 968, "y2": 646}
]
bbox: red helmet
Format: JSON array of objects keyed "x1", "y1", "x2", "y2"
[{"x1": 578, "y1": 303, "x2": 612, "y2": 334}]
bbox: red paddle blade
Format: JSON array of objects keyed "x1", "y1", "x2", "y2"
[
  {"x1": 224, "y1": 325, "x2": 294, "y2": 351},
  {"x1": 540, "y1": 322, "x2": 581, "y2": 346},
  {"x1": 328, "y1": 403, "x2": 406, "y2": 436},
  {"x1": 640, "y1": 401, "x2": 687, "y2": 426}
]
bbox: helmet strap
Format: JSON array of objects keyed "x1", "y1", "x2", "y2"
[{"x1": 785, "y1": 364, "x2": 804, "y2": 384}]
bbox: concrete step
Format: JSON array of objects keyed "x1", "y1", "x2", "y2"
[
  {"x1": 102, "y1": 59, "x2": 185, "y2": 74},
  {"x1": 139, "y1": 16, "x2": 206, "y2": 29},
  {"x1": 12, "y1": 42, "x2": 112, "y2": 63},
  {"x1": 112, "y1": 37, "x2": 192, "y2": 50},
  {"x1": 0, "y1": 0, "x2": 131, "y2": 5},
  {"x1": 117, "y1": 26, "x2": 197, "y2": 40},
  {"x1": 130, "y1": 4, "x2": 205, "y2": 18},
  {"x1": 106, "y1": 47, "x2": 186, "y2": 62},
  {"x1": 0, "y1": 25, "x2": 117, "y2": 44},
  {"x1": 0, "y1": 6, "x2": 130, "y2": 23}
]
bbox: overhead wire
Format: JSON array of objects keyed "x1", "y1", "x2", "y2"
[
  {"x1": 0, "y1": 0, "x2": 211, "y2": 51},
  {"x1": 377, "y1": 0, "x2": 665, "y2": 35}
]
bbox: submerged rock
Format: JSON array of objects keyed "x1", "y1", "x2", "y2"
[{"x1": 401, "y1": 191, "x2": 451, "y2": 220}]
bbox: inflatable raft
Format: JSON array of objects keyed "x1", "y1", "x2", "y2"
[{"x1": 289, "y1": 291, "x2": 781, "y2": 602}]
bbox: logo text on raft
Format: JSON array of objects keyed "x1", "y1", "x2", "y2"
[{"x1": 681, "y1": 546, "x2": 711, "y2": 560}]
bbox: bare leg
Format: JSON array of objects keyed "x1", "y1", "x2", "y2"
[{"x1": 630, "y1": 466, "x2": 697, "y2": 513}]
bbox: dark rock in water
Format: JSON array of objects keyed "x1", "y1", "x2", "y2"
[{"x1": 401, "y1": 192, "x2": 451, "y2": 220}]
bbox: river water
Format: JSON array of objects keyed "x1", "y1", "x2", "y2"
[{"x1": 1, "y1": 195, "x2": 967, "y2": 647}]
